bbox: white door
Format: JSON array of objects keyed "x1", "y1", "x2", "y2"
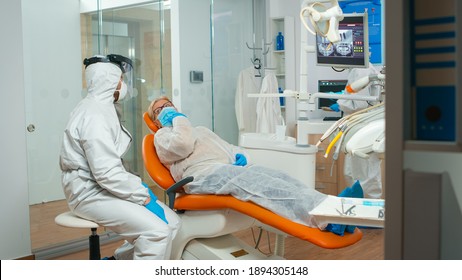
[{"x1": 23, "y1": 0, "x2": 83, "y2": 205}]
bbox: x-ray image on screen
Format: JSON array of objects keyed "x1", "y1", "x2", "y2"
[
  {"x1": 334, "y1": 30, "x2": 353, "y2": 56},
  {"x1": 317, "y1": 36, "x2": 335, "y2": 56},
  {"x1": 315, "y1": 13, "x2": 369, "y2": 68},
  {"x1": 317, "y1": 30, "x2": 353, "y2": 58}
]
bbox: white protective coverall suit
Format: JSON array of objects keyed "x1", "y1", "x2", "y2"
[
  {"x1": 337, "y1": 64, "x2": 383, "y2": 199},
  {"x1": 154, "y1": 115, "x2": 329, "y2": 229},
  {"x1": 59, "y1": 62, "x2": 180, "y2": 260}
]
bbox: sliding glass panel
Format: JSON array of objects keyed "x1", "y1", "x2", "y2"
[
  {"x1": 211, "y1": 0, "x2": 265, "y2": 144},
  {"x1": 81, "y1": 1, "x2": 172, "y2": 190}
]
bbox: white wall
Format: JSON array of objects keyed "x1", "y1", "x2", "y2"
[
  {"x1": 403, "y1": 151, "x2": 462, "y2": 259},
  {"x1": 171, "y1": 0, "x2": 213, "y2": 128},
  {"x1": 0, "y1": 0, "x2": 32, "y2": 259},
  {"x1": 171, "y1": 0, "x2": 255, "y2": 144},
  {"x1": 404, "y1": 151, "x2": 462, "y2": 207}
]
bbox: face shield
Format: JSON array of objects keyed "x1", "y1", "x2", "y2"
[{"x1": 83, "y1": 54, "x2": 137, "y2": 99}]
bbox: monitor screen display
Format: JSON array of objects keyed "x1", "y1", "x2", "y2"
[
  {"x1": 316, "y1": 13, "x2": 369, "y2": 68},
  {"x1": 317, "y1": 80, "x2": 348, "y2": 109}
]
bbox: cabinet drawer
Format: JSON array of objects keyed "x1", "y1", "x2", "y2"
[
  {"x1": 315, "y1": 182, "x2": 338, "y2": 195},
  {"x1": 315, "y1": 147, "x2": 335, "y2": 164},
  {"x1": 310, "y1": 134, "x2": 335, "y2": 163},
  {"x1": 315, "y1": 162, "x2": 337, "y2": 183}
]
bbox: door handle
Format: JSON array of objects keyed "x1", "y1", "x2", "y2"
[{"x1": 27, "y1": 124, "x2": 35, "y2": 132}]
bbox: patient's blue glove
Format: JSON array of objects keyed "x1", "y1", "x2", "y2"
[
  {"x1": 158, "y1": 107, "x2": 186, "y2": 127},
  {"x1": 233, "y1": 153, "x2": 247, "y2": 166},
  {"x1": 142, "y1": 182, "x2": 168, "y2": 224},
  {"x1": 326, "y1": 180, "x2": 363, "y2": 236},
  {"x1": 329, "y1": 103, "x2": 340, "y2": 112}
]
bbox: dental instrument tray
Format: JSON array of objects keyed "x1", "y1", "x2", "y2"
[{"x1": 309, "y1": 196, "x2": 385, "y2": 228}]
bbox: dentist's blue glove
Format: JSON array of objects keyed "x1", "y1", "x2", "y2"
[
  {"x1": 158, "y1": 107, "x2": 186, "y2": 127},
  {"x1": 329, "y1": 103, "x2": 340, "y2": 112},
  {"x1": 326, "y1": 180, "x2": 363, "y2": 236},
  {"x1": 142, "y1": 182, "x2": 168, "y2": 224},
  {"x1": 233, "y1": 153, "x2": 247, "y2": 166}
]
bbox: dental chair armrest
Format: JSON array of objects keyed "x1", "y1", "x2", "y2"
[{"x1": 165, "y1": 176, "x2": 194, "y2": 209}]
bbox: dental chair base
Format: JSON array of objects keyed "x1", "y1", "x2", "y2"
[
  {"x1": 172, "y1": 209, "x2": 284, "y2": 260},
  {"x1": 183, "y1": 234, "x2": 283, "y2": 260}
]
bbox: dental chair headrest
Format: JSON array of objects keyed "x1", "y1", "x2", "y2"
[{"x1": 143, "y1": 112, "x2": 159, "y2": 133}]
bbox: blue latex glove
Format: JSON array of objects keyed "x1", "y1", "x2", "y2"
[
  {"x1": 233, "y1": 153, "x2": 247, "y2": 166},
  {"x1": 158, "y1": 107, "x2": 186, "y2": 127},
  {"x1": 142, "y1": 182, "x2": 168, "y2": 224},
  {"x1": 329, "y1": 103, "x2": 340, "y2": 112},
  {"x1": 326, "y1": 180, "x2": 363, "y2": 236}
]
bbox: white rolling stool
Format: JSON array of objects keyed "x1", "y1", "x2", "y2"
[{"x1": 55, "y1": 211, "x2": 101, "y2": 260}]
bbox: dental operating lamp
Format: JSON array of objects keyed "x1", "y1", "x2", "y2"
[{"x1": 300, "y1": 0, "x2": 344, "y2": 43}]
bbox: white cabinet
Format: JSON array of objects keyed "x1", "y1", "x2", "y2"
[
  {"x1": 269, "y1": 16, "x2": 296, "y2": 136},
  {"x1": 269, "y1": 17, "x2": 294, "y2": 93}
]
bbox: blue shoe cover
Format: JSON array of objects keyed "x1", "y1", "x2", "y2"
[
  {"x1": 338, "y1": 180, "x2": 364, "y2": 198},
  {"x1": 326, "y1": 181, "x2": 363, "y2": 236},
  {"x1": 345, "y1": 225, "x2": 356, "y2": 233},
  {"x1": 326, "y1": 223, "x2": 346, "y2": 236}
]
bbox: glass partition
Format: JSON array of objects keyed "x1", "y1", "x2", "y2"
[
  {"x1": 29, "y1": 0, "x2": 172, "y2": 255},
  {"x1": 29, "y1": 0, "x2": 264, "y2": 258},
  {"x1": 81, "y1": 1, "x2": 172, "y2": 186},
  {"x1": 211, "y1": 0, "x2": 266, "y2": 143}
]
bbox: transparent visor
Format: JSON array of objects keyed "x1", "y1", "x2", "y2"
[
  {"x1": 123, "y1": 68, "x2": 138, "y2": 98},
  {"x1": 84, "y1": 54, "x2": 133, "y2": 73},
  {"x1": 84, "y1": 54, "x2": 137, "y2": 98},
  {"x1": 106, "y1": 54, "x2": 133, "y2": 74}
]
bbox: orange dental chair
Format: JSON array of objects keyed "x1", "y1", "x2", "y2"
[{"x1": 141, "y1": 112, "x2": 362, "y2": 259}]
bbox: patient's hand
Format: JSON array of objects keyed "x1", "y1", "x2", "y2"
[
  {"x1": 158, "y1": 107, "x2": 186, "y2": 127},
  {"x1": 233, "y1": 153, "x2": 247, "y2": 166}
]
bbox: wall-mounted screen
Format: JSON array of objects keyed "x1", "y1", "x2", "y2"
[
  {"x1": 317, "y1": 79, "x2": 347, "y2": 121},
  {"x1": 316, "y1": 13, "x2": 369, "y2": 68}
]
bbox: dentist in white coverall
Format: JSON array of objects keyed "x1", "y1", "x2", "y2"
[
  {"x1": 332, "y1": 63, "x2": 383, "y2": 199},
  {"x1": 59, "y1": 55, "x2": 180, "y2": 260}
]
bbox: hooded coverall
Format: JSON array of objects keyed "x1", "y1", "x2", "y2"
[{"x1": 59, "y1": 62, "x2": 180, "y2": 259}]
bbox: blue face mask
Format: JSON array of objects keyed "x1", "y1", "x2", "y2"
[{"x1": 157, "y1": 107, "x2": 177, "y2": 127}]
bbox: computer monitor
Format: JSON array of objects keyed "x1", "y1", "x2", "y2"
[
  {"x1": 317, "y1": 79, "x2": 348, "y2": 120},
  {"x1": 316, "y1": 13, "x2": 369, "y2": 68}
]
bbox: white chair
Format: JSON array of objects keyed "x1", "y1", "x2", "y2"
[{"x1": 55, "y1": 211, "x2": 101, "y2": 260}]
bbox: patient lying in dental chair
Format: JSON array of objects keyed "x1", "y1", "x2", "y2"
[{"x1": 147, "y1": 96, "x2": 363, "y2": 236}]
